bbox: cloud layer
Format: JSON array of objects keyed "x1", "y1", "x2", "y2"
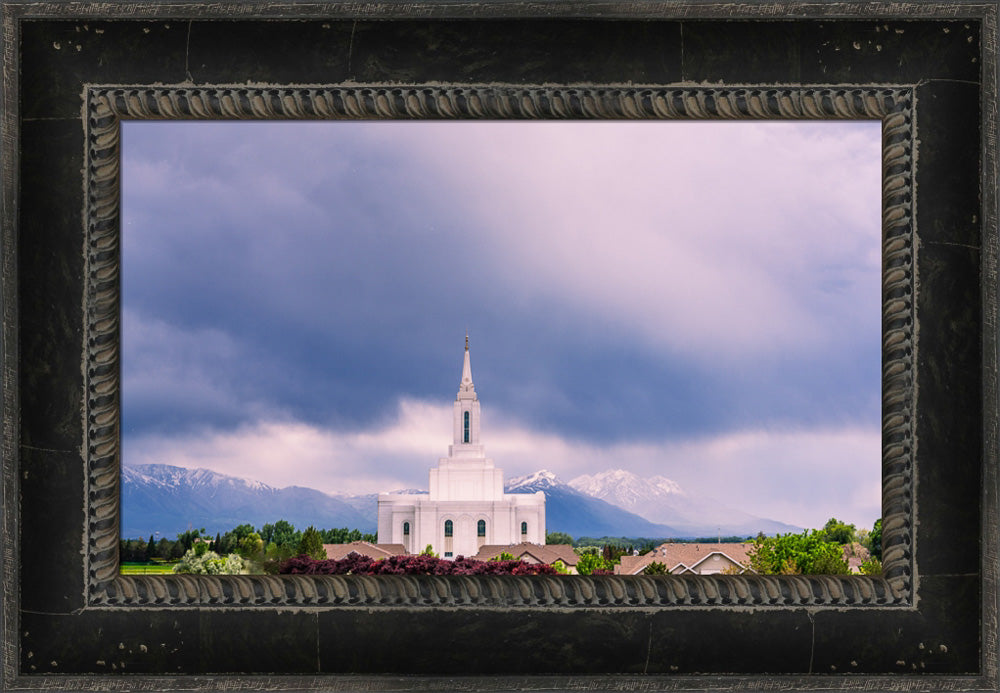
[
  {"x1": 125, "y1": 398, "x2": 880, "y2": 530},
  {"x1": 121, "y1": 119, "x2": 883, "y2": 529}
]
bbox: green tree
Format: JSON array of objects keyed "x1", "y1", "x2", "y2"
[
  {"x1": 297, "y1": 526, "x2": 326, "y2": 560},
  {"x1": 120, "y1": 539, "x2": 144, "y2": 562},
  {"x1": 747, "y1": 530, "x2": 849, "y2": 575},
  {"x1": 155, "y1": 537, "x2": 172, "y2": 560},
  {"x1": 215, "y1": 532, "x2": 233, "y2": 555},
  {"x1": 602, "y1": 545, "x2": 628, "y2": 564},
  {"x1": 546, "y1": 531, "x2": 574, "y2": 545},
  {"x1": 232, "y1": 524, "x2": 256, "y2": 541},
  {"x1": 575, "y1": 552, "x2": 615, "y2": 575},
  {"x1": 819, "y1": 517, "x2": 857, "y2": 545},
  {"x1": 260, "y1": 523, "x2": 275, "y2": 545},
  {"x1": 237, "y1": 532, "x2": 264, "y2": 558},
  {"x1": 643, "y1": 561, "x2": 668, "y2": 575},
  {"x1": 263, "y1": 541, "x2": 295, "y2": 564},
  {"x1": 169, "y1": 540, "x2": 186, "y2": 560},
  {"x1": 317, "y1": 527, "x2": 375, "y2": 544},
  {"x1": 176, "y1": 527, "x2": 207, "y2": 552},
  {"x1": 869, "y1": 518, "x2": 882, "y2": 561},
  {"x1": 146, "y1": 534, "x2": 156, "y2": 561},
  {"x1": 269, "y1": 520, "x2": 299, "y2": 548}
]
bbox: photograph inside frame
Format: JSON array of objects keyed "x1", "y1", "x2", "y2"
[
  {"x1": 4, "y1": 2, "x2": 994, "y2": 686},
  {"x1": 118, "y1": 119, "x2": 884, "y2": 580}
]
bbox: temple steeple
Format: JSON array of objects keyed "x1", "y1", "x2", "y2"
[
  {"x1": 452, "y1": 336, "x2": 481, "y2": 452},
  {"x1": 459, "y1": 333, "x2": 475, "y2": 394},
  {"x1": 376, "y1": 335, "x2": 546, "y2": 557}
]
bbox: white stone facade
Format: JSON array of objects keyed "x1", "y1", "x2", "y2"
[{"x1": 377, "y1": 341, "x2": 546, "y2": 558}]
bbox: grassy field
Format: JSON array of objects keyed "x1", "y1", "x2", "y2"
[{"x1": 120, "y1": 562, "x2": 177, "y2": 575}]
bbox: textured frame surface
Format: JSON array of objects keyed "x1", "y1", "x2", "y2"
[
  {"x1": 86, "y1": 85, "x2": 915, "y2": 608},
  {"x1": 3, "y1": 1, "x2": 997, "y2": 689}
]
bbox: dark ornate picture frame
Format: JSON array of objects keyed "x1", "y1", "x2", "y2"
[{"x1": 2, "y1": 1, "x2": 998, "y2": 690}]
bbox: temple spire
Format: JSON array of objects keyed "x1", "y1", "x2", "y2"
[{"x1": 460, "y1": 334, "x2": 474, "y2": 391}]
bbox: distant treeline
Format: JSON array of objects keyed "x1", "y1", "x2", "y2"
[
  {"x1": 544, "y1": 532, "x2": 753, "y2": 553},
  {"x1": 120, "y1": 521, "x2": 377, "y2": 563}
]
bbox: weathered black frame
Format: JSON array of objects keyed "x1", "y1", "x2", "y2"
[{"x1": 2, "y1": 1, "x2": 998, "y2": 690}]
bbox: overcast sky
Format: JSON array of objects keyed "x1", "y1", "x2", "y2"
[{"x1": 121, "y1": 119, "x2": 882, "y2": 530}]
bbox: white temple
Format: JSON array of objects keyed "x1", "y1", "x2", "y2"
[{"x1": 376, "y1": 338, "x2": 546, "y2": 558}]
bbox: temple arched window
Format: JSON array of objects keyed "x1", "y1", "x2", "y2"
[
  {"x1": 444, "y1": 520, "x2": 453, "y2": 537},
  {"x1": 403, "y1": 522, "x2": 410, "y2": 536},
  {"x1": 477, "y1": 519, "x2": 486, "y2": 537},
  {"x1": 463, "y1": 411, "x2": 470, "y2": 443},
  {"x1": 521, "y1": 521, "x2": 528, "y2": 536}
]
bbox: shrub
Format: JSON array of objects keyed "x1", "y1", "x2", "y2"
[
  {"x1": 575, "y1": 552, "x2": 616, "y2": 575},
  {"x1": 173, "y1": 548, "x2": 248, "y2": 575},
  {"x1": 279, "y1": 553, "x2": 561, "y2": 576},
  {"x1": 858, "y1": 557, "x2": 882, "y2": 575},
  {"x1": 810, "y1": 549, "x2": 850, "y2": 575}
]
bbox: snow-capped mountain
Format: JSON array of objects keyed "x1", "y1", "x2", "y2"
[
  {"x1": 567, "y1": 468, "x2": 800, "y2": 537},
  {"x1": 506, "y1": 469, "x2": 562, "y2": 492},
  {"x1": 121, "y1": 463, "x2": 798, "y2": 542},
  {"x1": 569, "y1": 469, "x2": 684, "y2": 507},
  {"x1": 504, "y1": 469, "x2": 683, "y2": 538},
  {"x1": 121, "y1": 464, "x2": 375, "y2": 538}
]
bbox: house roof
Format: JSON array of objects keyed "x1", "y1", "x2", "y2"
[
  {"x1": 323, "y1": 541, "x2": 408, "y2": 561},
  {"x1": 842, "y1": 542, "x2": 872, "y2": 572},
  {"x1": 618, "y1": 542, "x2": 753, "y2": 575},
  {"x1": 618, "y1": 542, "x2": 876, "y2": 575},
  {"x1": 472, "y1": 542, "x2": 578, "y2": 566}
]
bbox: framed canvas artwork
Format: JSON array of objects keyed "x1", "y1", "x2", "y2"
[{"x1": 1, "y1": 1, "x2": 997, "y2": 690}]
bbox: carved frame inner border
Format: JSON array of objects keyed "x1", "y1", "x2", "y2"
[{"x1": 84, "y1": 85, "x2": 915, "y2": 608}]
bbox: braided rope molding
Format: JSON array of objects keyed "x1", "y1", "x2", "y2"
[{"x1": 85, "y1": 85, "x2": 913, "y2": 607}]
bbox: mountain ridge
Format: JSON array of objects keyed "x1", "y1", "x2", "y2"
[
  {"x1": 566, "y1": 467, "x2": 800, "y2": 537},
  {"x1": 121, "y1": 463, "x2": 799, "y2": 540}
]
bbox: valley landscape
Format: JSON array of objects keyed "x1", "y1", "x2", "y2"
[
  {"x1": 120, "y1": 121, "x2": 882, "y2": 561},
  {"x1": 122, "y1": 463, "x2": 799, "y2": 541}
]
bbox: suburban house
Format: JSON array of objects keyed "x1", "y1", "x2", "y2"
[
  {"x1": 322, "y1": 541, "x2": 408, "y2": 561},
  {"x1": 616, "y1": 542, "x2": 754, "y2": 575},
  {"x1": 473, "y1": 542, "x2": 579, "y2": 573}
]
